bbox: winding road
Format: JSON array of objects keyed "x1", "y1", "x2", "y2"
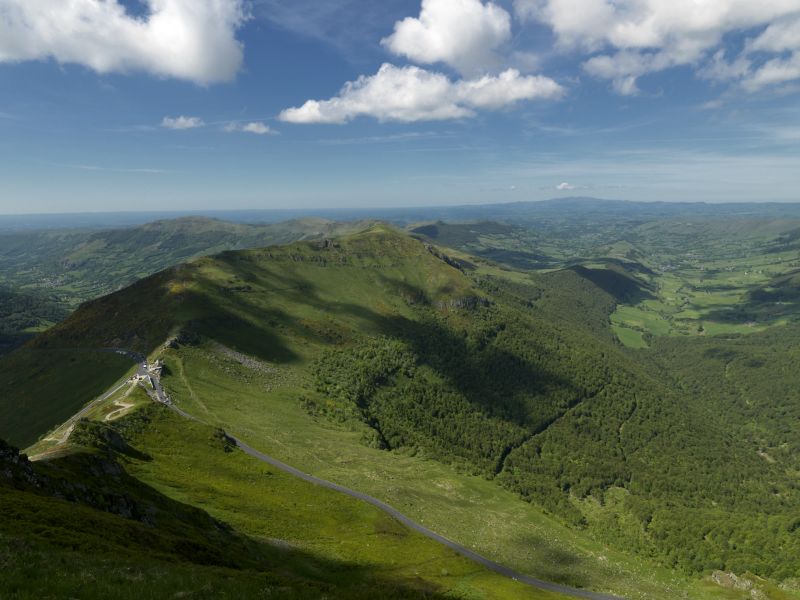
[
  {"x1": 86, "y1": 351, "x2": 624, "y2": 600},
  {"x1": 230, "y1": 435, "x2": 623, "y2": 600},
  {"x1": 44, "y1": 350, "x2": 147, "y2": 438}
]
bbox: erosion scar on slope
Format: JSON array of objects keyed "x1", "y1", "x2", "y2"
[{"x1": 175, "y1": 355, "x2": 210, "y2": 415}]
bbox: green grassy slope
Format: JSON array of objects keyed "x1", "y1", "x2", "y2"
[
  {"x1": 2, "y1": 422, "x2": 552, "y2": 600},
  {"x1": 0, "y1": 216, "x2": 364, "y2": 348},
  {"x1": 410, "y1": 216, "x2": 800, "y2": 346},
  {"x1": 155, "y1": 338, "x2": 716, "y2": 599},
  {"x1": 2, "y1": 225, "x2": 799, "y2": 598},
  {"x1": 0, "y1": 349, "x2": 135, "y2": 448}
]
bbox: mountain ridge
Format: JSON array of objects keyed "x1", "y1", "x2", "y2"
[{"x1": 3, "y1": 225, "x2": 800, "y2": 597}]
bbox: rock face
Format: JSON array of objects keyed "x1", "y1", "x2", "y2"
[
  {"x1": 0, "y1": 437, "x2": 151, "y2": 524},
  {"x1": 0, "y1": 439, "x2": 43, "y2": 488},
  {"x1": 425, "y1": 243, "x2": 468, "y2": 270},
  {"x1": 711, "y1": 570, "x2": 754, "y2": 591}
]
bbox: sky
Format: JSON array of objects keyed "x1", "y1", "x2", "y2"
[{"x1": 1, "y1": 0, "x2": 799, "y2": 214}]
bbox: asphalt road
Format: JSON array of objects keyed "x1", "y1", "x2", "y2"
[
  {"x1": 106, "y1": 350, "x2": 625, "y2": 600},
  {"x1": 62, "y1": 349, "x2": 146, "y2": 425}
]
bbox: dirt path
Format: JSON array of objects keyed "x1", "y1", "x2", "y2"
[
  {"x1": 104, "y1": 383, "x2": 138, "y2": 422},
  {"x1": 43, "y1": 423, "x2": 75, "y2": 446}
]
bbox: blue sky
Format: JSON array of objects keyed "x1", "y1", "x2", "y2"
[{"x1": 0, "y1": 0, "x2": 799, "y2": 214}]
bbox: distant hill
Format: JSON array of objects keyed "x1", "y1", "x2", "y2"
[
  {"x1": 5, "y1": 200, "x2": 800, "y2": 348},
  {"x1": 0, "y1": 216, "x2": 364, "y2": 349}
]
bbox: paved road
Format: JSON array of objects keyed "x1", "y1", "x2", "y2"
[
  {"x1": 230, "y1": 435, "x2": 623, "y2": 600},
  {"x1": 95, "y1": 349, "x2": 624, "y2": 600},
  {"x1": 167, "y1": 397, "x2": 623, "y2": 599},
  {"x1": 34, "y1": 351, "x2": 149, "y2": 453},
  {"x1": 65, "y1": 351, "x2": 146, "y2": 424}
]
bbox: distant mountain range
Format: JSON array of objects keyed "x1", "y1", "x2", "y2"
[{"x1": 4, "y1": 197, "x2": 800, "y2": 232}]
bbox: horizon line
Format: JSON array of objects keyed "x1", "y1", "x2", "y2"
[{"x1": 3, "y1": 196, "x2": 800, "y2": 218}]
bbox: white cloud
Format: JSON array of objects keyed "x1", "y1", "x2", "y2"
[
  {"x1": 582, "y1": 52, "x2": 663, "y2": 95},
  {"x1": 162, "y1": 116, "x2": 205, "y2": 130},
  {"x1": 700, "y1": 99, "x2": 725, "y2": 110},
  {"x1": 281, "y1": 0, "x2": 564, "y2": 126},
  {"x1": 698, "y1": 50, "x2": 752, "y2": 83},
  {"x1": 515, "y1": 0, "x2": 800, "y2": 94},
  {"x1": 742, "y1": 54, "x2": 800, "y2": 92},
  {"x1": 45, "y1": 161, "x2": 168, "y2": 174},
  {"x1": 748, "y1": 14, "x2": 800, "y2": 53},
  {"x1": 280, "y1": 65, "x2": 472, "y2": 124},
  {"x1": 224, "y1": 121, "x2": 276, "y2": 135},
  {"x1": 456, "y1": 69, "x2": 563, "y2": 107},
  {"x1": 279, "y1": 63, "x2": 563, "y2": 124},
  {"x1": 0, "y1": 0, "x2": 246, "y2": 85},
  {"x1": 741, "y1": 16, "x2": 800, "y2": 91},
  {"x1": 382, "y1": 0, "x2": 512, "y2": 75},
  {"x1": 556, "y1": 182, "x2": 575, "y2": 190}
]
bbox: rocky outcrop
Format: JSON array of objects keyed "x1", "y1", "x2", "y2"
[
  {"x1": 425, "y1": 243, "x2": 469, "y2": 271},
  {"x1": 711, "y1": 571, "x2": 753, "y2": 591},
  {"x1": 0, "y1": 439, "x2": 43, "y2": 489},
  {"x1": 0, "y1": 437, "x2": 153, "y2": 525}
]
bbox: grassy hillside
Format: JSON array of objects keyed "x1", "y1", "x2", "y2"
[
  {"x1": 0, "y1": 349, "x2": 135, "y2": 449},
  {"x1": 0, "y1": 216, "x2": 363, "y2": 348},
  {"x1": 1, "y1": 418, "x2": 553, "y2": 600},
  {"x1": 3, "y1": 225, "x2": 800, "y2": 598},
  {"x1": 410, "y1": 215, "x2": 800, "y2": 346}
]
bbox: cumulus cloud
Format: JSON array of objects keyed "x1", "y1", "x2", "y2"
[
  {"x1": 224, "y1": 121, "x2": 276, "y2": 135},
  {"x1": 0, "y1": 0, "x2": 246, "y2": 85},
  {"x1": 514, "y1": 0, "x2": 800, "y2": 94},
  {"x1": 556, "y1": 182, "x2": 575, "y2": 190},
  {"x1": 162, "y1": 116, "x2": 205, "y2": 130},
  {"x1": 280, "y1": 0, "x2": 565, "y2": 125},
  {"x1": 279, "y1": 63, "x2": 563, "y2": 124},
  {"x1": 382, "y1": 0, "x2": 512, "y2": 75}
]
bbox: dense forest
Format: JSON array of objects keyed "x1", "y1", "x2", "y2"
[
  {"x1": 307, "y1": 262, "x2": 800, "y2": 579},
  {"x1": 0, "y1": 287, "x2": 68, "y2": 354}
]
